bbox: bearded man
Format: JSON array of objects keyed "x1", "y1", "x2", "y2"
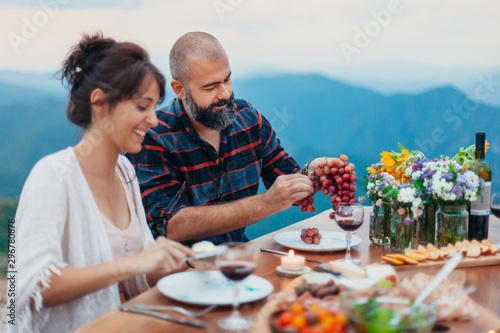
[{"x1": 127, "y1": 32, "x2": 331, "y2": 246}]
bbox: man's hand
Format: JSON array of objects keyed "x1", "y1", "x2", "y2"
[
  {"x1": 261, "y1": 174, "x2": 314, "y2": 213},
  {"x1": 306, "y1": 155, "x2": 353, "y2": 178}
]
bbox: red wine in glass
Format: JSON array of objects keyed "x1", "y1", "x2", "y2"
[
  {"x1": 336, "y1": 218, "x2": 363, "y2": 232},
  {"x1": 334, "y1": 203, "x2": 364, "y2": 265},
  {"x1": 216, "y1": 243, "x2": 257, "y2": 331},
  {"x1": 491, "y1": 206, "x2": 500, "y2": 219},
  {"x1": 219, "y1": 261, "x2": 255, "y2": 281}
]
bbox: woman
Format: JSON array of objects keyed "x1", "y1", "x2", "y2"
[{"x1": 15, "y1": 32, "x2": 196, "y2": 332}]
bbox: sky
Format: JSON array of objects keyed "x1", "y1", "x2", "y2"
[{"x1": 1, "y1": 0, "x2": 500, "y2": 95}]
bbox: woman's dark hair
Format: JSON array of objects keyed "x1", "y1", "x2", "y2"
[{"x1": 58, "y1": 31, "x2": 166, "y2": 128}]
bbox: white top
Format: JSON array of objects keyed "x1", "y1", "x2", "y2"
[
  {"x1": 102, "y1": 165, "x2": 143, "y2": 260},
  {"x1": 12, "y1": 148, "x2": 154, "y2": 333}
]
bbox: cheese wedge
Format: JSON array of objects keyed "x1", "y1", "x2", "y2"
[{"x1": 329, "y1": 261, "x2": 367, "y2": 278}]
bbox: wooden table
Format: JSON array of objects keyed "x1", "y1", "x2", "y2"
[{"x1": 75, "y1": 208, "x2": 500, "y2": 333}]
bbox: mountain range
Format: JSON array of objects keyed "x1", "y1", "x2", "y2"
[{"x1": 0, "y1": 73, "x2": 498, "y2": 238}]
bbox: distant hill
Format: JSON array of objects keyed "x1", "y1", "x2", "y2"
[{"x1": 1, "y1": 74, "x2": 498, "y2": 238}]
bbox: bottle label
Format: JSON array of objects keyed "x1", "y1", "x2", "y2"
[{"x1": 471, "y1": 181, "x2": 491, "y2": 215}]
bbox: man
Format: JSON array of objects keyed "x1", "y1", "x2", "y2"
[{"x1": 128, "y1": 32, "x2": 332, "y2": 246}]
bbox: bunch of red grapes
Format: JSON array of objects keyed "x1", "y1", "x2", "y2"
[
  {"x1": 297, "y1": 155, "x2": 357, "y2": 219},
  {"x1": 300, "y1": 227, "x2": 322, "y2": 244}
]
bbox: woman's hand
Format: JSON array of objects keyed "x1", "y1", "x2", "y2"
[{"x1": 129, "y1": 237, "x2": 195, "y2": 278}]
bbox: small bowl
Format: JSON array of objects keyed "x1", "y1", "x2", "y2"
[{"x1": 341, "y1": 292, "x2": 438, "y2": 333}]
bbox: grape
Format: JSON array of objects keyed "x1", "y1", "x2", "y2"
[
  {"x1": 299, "y1": 227, "x2": 322, "y2": 244},
  {"x1": 329, "y1": 212, "x2": 335, "y2": 219},
  {"x1": 297, "y1": 154, "x2": 358, "y2": 217}
]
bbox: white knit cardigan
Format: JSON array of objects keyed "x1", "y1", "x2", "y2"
[{"x1": 11, "y1": 148, "x2": 154, "y2": 333}]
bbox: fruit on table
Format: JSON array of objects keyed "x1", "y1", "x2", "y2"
[
  {"x1": 385, "y1": 254, "x2": 419, "y2": 265},
  {"x1": 380, "y1": 256, "x2": 404, "y2": 265},
  {"x1": 300, "y1": 228, "x2": 322, "y2": 245},
  {"x1": 404, "y1": 249, "x2": 429, "y2": 261}
]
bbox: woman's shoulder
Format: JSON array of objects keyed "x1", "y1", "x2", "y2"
[{"x1": 30, "y1": 147, "x2": 79, "y2": 179}]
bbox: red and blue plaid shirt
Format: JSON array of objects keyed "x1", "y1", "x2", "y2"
[{"x1": 126, "y1": 98, "x2": 299, "y2": 246}]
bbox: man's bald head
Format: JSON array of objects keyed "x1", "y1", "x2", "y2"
[{"x1": 170, "y1": 32, "x2": 227, "y2": 84}]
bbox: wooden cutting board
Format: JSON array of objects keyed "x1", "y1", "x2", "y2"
[{"x1": 389, "y1": 253, "x2": 500, "y2": 271}]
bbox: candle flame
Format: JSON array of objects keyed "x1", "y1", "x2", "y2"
[
  {"x1": 487, "y1": 330, "x2": 496, "y2": 333},
  {"x1": 288, "y1": 249, "x2": 295, "y2": 257}
]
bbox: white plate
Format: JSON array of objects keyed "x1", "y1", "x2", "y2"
[
  {"x1": 157, "y1": 271, "x2": 273, "y2": 306},
  {"x1": 273, "y1": 230, "x2": 361, "y2": 252}
]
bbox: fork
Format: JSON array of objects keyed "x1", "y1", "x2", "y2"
[{"x1": 135, "y1": 304, "x2": 216, "y2": 318}]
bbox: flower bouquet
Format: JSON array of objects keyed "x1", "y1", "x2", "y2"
[
  {"x1": 406, "y1": 158, "x2": 483, "y2": 246},
  {"x1": 364, "y1": 171, "x2": 394, "y2": 245}
]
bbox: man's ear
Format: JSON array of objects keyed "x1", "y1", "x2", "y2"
[
  {"x1": 171, "y1": 80, "x2": 186, "y2": 100},
  {"x1": 90, "y1": 88, "x2": 108, "y2": 116}
]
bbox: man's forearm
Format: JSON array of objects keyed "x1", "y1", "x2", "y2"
[{"x1": 166, "y1": 193, "x2": 277, "y2": 242}]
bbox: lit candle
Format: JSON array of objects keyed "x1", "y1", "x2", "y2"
[{"x1": 281, "y1": 250, "x2": 305, "y2": 271}]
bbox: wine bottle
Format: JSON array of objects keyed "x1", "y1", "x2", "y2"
[{"x1": 468, "y1": 132, "x2": 492, "y2": 240}]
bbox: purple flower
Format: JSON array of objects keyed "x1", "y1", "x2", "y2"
[
  {"x1": 404, "y1": 218, "x2": 412, "y2": 225},
  {"x1": 443, "y1": 172, "x2": 453, "y2": 180},
  {"x1": 412, "y1": 163, "x2": 419, "y2": 171}
]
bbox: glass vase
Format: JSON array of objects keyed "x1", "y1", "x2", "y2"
[
  {"x1": 435, "y1": 203, "x2": 468, "y2": 247},
  {"x1": 390, "y1": 213, "x2": 415, "y2": 253},
  {"x1": 369, "y1": 205, "x2": 391, "y2": 245},
  {"x1": 416, "y1": 201, "x2": 437, "y2": 245}
]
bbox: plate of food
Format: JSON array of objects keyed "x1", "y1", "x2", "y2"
[
  {"x1": 157, "y1": 271, "x2": 273, "y2": 306},
  {"x1": 273, "y1": 230, "x2": 361, "y2": 252}
]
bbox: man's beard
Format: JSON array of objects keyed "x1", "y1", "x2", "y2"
[{"x1": 185, "y1": 89, "x2": 237, "y2": 131}]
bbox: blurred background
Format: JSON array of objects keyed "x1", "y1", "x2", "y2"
[{"x1": 1, "y1": 0, "x2": 499, "y2": 248}]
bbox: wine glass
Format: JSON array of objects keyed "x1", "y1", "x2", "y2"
[
  {"x1": 491, "y1": 193, "x2": 500, "y2": 219},
  {"x1": 334, "y1": 203, "x2": 365, "y2": 265},
  {"x1": 216, "y1": 242, "x2": 258, "y2": 331}
]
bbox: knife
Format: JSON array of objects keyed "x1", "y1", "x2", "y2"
[
  {"x1": 313, "y1": 264, "x2": 341, "y2": 277},
  {"x1": 260, "y1": 248, "x2": 323, "y2": 263},
  {"x1": 119, "y1": 306, "x2": 206, "y2": 329}
]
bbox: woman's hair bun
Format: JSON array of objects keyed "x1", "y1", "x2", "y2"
[
  {"x1": 60, "y1": 31, "x2": 115, "y2": 89},
  {"x1": 57, "y1": 31, "x2": 165, "y2": 129}
]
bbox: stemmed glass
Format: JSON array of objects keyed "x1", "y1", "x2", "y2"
[
  {"x1": 334, "y1": 203, "x2": 364, "y2": 265},
  {"x1": 491, "y1": 193, "x2": 500, "y2": 219},
  {"x1": 216, "y1": 242, "x2": 258, "y2": 331}
]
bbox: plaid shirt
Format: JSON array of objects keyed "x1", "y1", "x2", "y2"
[{"x1": 126, "y1": 98, "x2": 299, "y2": 246}]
